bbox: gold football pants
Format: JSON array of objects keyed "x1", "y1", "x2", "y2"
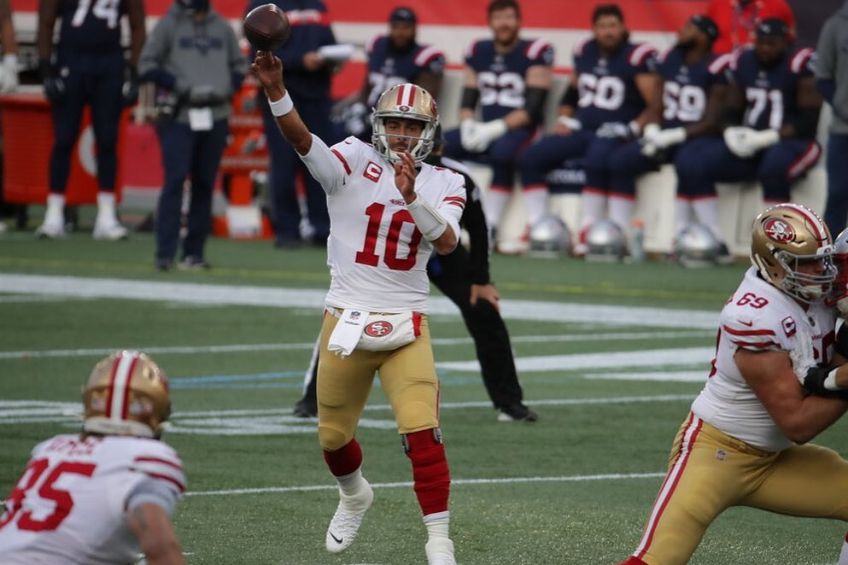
[
  {"x1": 316, "y1": 311, "x2": 440, "y2": 451},
  {"x1": 633, "y1": 412, "x2": 848, "y2": 565}
]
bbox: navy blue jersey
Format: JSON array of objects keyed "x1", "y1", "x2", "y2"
[
  {"x1": 657, "y1": 47, "x2": 732, "y2": 128},
  {"x1": 732, "y1": 46, "x2": 816, "y2": 133},
  {"x1": 572, "y1": 39, "x2": 656, "y2": 131},
  {"x1": 364, "y1": 36, "x2": 445, "y2": 107},
  {"x1": 247, "y1": 0, "x2": 336, "y2": 99},
  {"x1": 58, "y1": 0, "x2": 126, "y2": 54},
  {"x1": 464, "y1": 38, "x2": 554, "y2": 122}
]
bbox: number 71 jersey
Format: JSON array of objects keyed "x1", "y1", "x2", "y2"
[
  {"x1": 691, "y1": 267, "x2": 835, "y2": 452},
  {"x1": 323, "y1": 137, "x2": 465, "y2": 313},
  {"x1": 0, "y1": 434, "x2": 185, "y2": 564}
]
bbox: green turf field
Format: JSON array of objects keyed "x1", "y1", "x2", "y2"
[{"x1": 1, "y1": 231, "x2": 846, "y2": 564}]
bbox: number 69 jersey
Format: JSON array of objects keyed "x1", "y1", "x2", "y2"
[
  {"x1": 692, "y1": 267, "x2": 835, "y2": 452},
  {"x1": 0, "y1": 434, "x2": 185, "y2": 565},
  {"x1": 307, "y1": 136, "x2": 466, "y2": 313}
]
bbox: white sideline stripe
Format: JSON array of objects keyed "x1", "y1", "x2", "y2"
[
  {"x1": 185, "y1": 471, "x2": 666, "y2": 497},
  {"x1": 439, "y1": 347, "x2": 714, "y2": 372},
  {"x1": 0, "y1": 274, "x2": 718, "y2": 329},
  {"x1": 587, "y1": 371, "x2": 707, "y2": 382},
  {"x1": 0, "y1": 330, "x2": 713, "y2": 360}
]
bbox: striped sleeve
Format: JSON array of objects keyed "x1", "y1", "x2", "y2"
[
  {"x1": 131, "y1": 451, "x2": 186, "y2": 495},
  {"x1": 722, "y1": 319, "x2": 780, "y2": 351},
  {"x1": 790, "y1": 47, "x2": 815, "y2": 77},
  {"x1": 628, "y1": 43, "x2": 657, "y2": 72},
  {"x1": 525, "y1": 38, "x2": 554, "y2": 66},
  {"x1": 414, "y1": 45, "x2": 446, "y2": 74}
]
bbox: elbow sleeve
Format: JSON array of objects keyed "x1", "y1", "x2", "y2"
[
  {"x1": 524, "y1": 86, "x2": 548, "y2": 125},
  {"x1": 461, "y1": 87, "x2": 480, "y2": 111}
]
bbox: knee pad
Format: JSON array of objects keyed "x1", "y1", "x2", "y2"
[{"x1": 318, "y1": 423, "x2": 351, "y2": 452}]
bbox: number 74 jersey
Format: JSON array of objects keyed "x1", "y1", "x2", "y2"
[
  {"x1": 322, "y1": 137, "x2": 466, "y2": 313},
  {"x1": 692, "y1": 267, "x2": 835, "y2": 452}
]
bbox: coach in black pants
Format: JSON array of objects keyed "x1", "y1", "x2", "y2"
[{"x1": 293, "y1": 137, "x2": 537, "y2": 422}]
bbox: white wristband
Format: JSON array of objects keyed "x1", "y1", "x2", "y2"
[
  {"x1": 268, "y1": 92, "x2": 294, "y2": 117},
  {"x1": 406, "y1": 196, "x2": 448, "y2": 241}
]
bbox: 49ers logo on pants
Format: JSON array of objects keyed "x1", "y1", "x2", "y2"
[{"x1": 364, "y1": 321, "x2": 393, "y2": 337}]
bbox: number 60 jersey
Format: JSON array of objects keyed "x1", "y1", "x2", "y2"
[
  {"x1": 692, "y1": 267, "x2": 835, "y2": 452},
  {"x1": 0, "y1": 434, "x2": 185, "y2": 564},
  {"x1": 308, "y1": 136, "x2": 466, "y2": 313}
]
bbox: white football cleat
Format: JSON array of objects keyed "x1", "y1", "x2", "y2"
[
  {"x1": 325, "y1": 480, "x2": 373, "y2": 553},
  {"x1": 425, "y1": 537, "x2": 457, "y2": 565},
  {"x1": 35, "y1": 218, "x2": 66, "y2": 239},
  {"x1": 93, "y1": 220, "x2": 129, "y2": 240}
]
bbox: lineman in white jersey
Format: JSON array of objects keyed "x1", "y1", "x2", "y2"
[
  {"x1": 251, "y1": 51, "x2": 463, "y2": 565},
  {"x1": 620, "y1": 203, "x2": 848, "y2": 565},
  {"x1": 0, "y1": 351, "x2": 186, "y2": 565}
]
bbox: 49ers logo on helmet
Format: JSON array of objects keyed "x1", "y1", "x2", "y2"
[
  {"x1": 364, "y1": 321, "x2": 393, "y2": 337},
  {"x1": 763, "y1": 218, "x2": 795, "y2": 243}
]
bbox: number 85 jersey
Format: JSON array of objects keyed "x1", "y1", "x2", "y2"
[
  {"x1": 313, "y1": 136, "x2": 466, "y2": 313},
  {"x1": 0, "y1": 434, "x2": 185, "y2": 564},
  {"x1": 692, "y1": 267, "x2": 835, "y2": 452}
]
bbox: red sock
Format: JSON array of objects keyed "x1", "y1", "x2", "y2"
[
  {"x1": 323, "y1": 438, "x2": 362, "y2": 477},
  {"x1": 405, "y1": 429, "x2": 450, "y2": 516}
]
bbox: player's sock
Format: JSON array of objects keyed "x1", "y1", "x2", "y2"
[
  {"x1": 674, "y1": 197, "x2": 692, "y2": 238},
  {"x1": 96, "y1": 191, "x2": 119, "y2": 224},
  {"x1": 423, "y1": 510, "x2": 450, "y2": 539},
  {"x1": 838, "y1": 532, "x2": 848, "y2": 565},
  {"x1": 483, "y1": 186, "x2": 512, "y2": 231},
  {"x1": 580, "y1": 189, "x2": 607, "y2": 231},
  {"x1": 45, "y1": 193, "x2": 65, "y2": 225},
  {"x1": 608, "y1": 195, "x2": 635, "y2": 232},
  {"x1": 404, "y1": 429, "x2": 450, "y2": 516},
  {"x1": 692, "y1": 197, "x2": 724, "y2": 242},
  {"x1": 522, "y1": 185, "x2": 549, "y2": 227},
  {"x1": 324, "y1": 438, "x2": 364, "y2": 491}
]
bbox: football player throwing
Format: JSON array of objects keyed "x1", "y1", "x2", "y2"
[{"x1": 251, "y1": 49, "x2": 463, "y2": 565}]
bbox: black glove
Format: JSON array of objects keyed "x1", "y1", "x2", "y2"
[
  {"x1": 801, "y1": 366, "x2": 831, "y2": 395},
  {"x1": 122, "y1": 66, "x2": 139, "y2": 106},
  {"x1": 39, "y1": 59, "x2": 65, "y2": 103}
]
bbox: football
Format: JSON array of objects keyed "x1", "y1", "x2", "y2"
[{"x1": 243, "y1": 4, "x2": 291, "y2": 51}]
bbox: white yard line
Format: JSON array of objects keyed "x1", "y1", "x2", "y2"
[
  {"x1": 439, "y1": 347, "x2": 714, "y2": 372},
  {"x1": 0, "y1": 330, "x2": 712, "y2": 360},
  {"x1": 186, "y1": 471, "x2": 666, "y2": 497},
  {"x1": 0, "y1": 274, "x2": 718, "y2": 328},
  {"x1": 0, "y1": 394, "x2": 695, "y2": 426}
]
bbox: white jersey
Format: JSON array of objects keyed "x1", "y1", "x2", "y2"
[
  {"x1": 301, "y1": 135, "x2": 466, "y2": 312},
  {"x1": 0, "y1": 434, "x2": 185, "y2": 564},
  {"x1": 692, "y1": 268, "x2": 836, "y2": 452}
]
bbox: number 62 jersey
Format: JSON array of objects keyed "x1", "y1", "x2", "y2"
[
  {"x1": 0, "y1": 434, "x2": 185, "y2": 564},
  {"x1": 304, "y1": 136, "x2": 466, "y2": 313},
  {"x1": 692, "y1": 267, "x2": 835, "y2": 452}
]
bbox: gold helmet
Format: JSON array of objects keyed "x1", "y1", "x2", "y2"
[
  {"x1": 371, "y1": 83, "x2": 439, "y2": 164},
  {"x1": 751, "y1": 203, "x2": 836, "y2": 302},
  {"x1": 82, "y1": 351, "x2": 171, "y2": 438}
]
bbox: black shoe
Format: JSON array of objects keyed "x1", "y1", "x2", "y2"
[
  {"x1": 274, "y1": 236, "x2": 303, "y2": 249},
  {"x1": 155, "y1": 258, "x2": 174, "y2": 272},
  {"x1": 177, "y1": 256, "x2": 211, "y2": 271},
  {"x1": 293, "y1": 397, "x2": 317, "y2": 418},
  {"x1": 497, "y1": 403, "x2": 538, "y2": 422}
]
